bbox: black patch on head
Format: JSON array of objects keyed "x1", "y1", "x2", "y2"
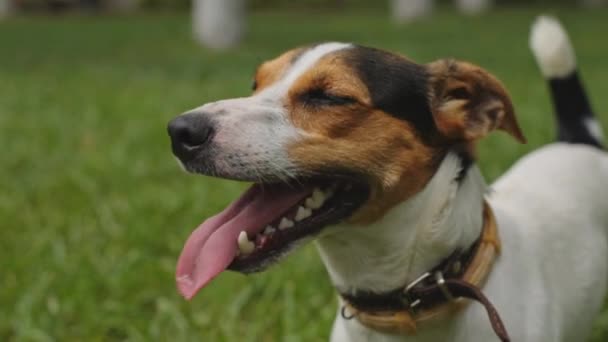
[{"x1": 345, "y1": 46, "x2": 436, "y2": 138}]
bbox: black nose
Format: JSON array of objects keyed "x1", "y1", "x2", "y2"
[{"x1": 167, "y1": 113, "x2": 214, "y2": 161}]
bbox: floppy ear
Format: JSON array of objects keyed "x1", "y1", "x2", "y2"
[{"x1": 426, "y1": 59, "x2": 526, "y2": 143}]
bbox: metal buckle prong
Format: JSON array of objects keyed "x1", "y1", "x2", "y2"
[
  {"x1": 404, "y1": 272, "x2": 431, "y2": 292},
  {"x1": 434, "y1": 271, "x2": 454, "y2": 301},
  {"x1": 402, "y1": 272, "x2": 431, "y2": 310}
]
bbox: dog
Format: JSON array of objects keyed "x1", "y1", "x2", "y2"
[{"x1": 167, "y1": 16, "x2": 608, "y2": 341}]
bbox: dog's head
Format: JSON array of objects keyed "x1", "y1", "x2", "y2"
[{"x1": 168, "y1": 43, "x2": 525, "y2": 299}]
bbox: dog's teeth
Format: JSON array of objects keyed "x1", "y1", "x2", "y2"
[
  {"x1": 305, "y1": 188, "x2": 326, "y2": 209},
  {"x1": 237, "y1": 231, "x2": 255, "y2": 254},
  {"x1": 278, "y1": 218, "x2": 294, "y2": 230},
  {"x1": 263, "y1": 225, "x2": 276, "y2": 235},
  {"x1": 313, "y1": 188, "x2": 325, "y2": 201},
  {"x1": 295, "y1": 206, "x2": 312, "y2": 221}
]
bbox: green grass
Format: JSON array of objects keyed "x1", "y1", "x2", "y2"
[{"x1": 1, "y1": 6, "x2": 608, "y2": 342}]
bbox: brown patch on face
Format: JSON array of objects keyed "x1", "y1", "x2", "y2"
[
  {"x1": 289, "y1": 109, "x2": 443, "y2": 224},
  {"x1": 278, "y1": 49, "x2": 523, "y2": 225},
  {"x1": 285, "y1": 51, "x2": 446, "y2": 224},
  {"x1": 286, "y1": 52, "x2": 373, "y2": 134},
  {"x1": 253, "y1": 48, "x2": 306, "y2": 92}
]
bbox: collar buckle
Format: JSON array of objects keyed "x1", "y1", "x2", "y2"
[
  {"x1": 401, "y1": 270, "x2": 456, "y2": 312},
  {"x1": 338, "y1": 201, "x2": 508, "y2": 340},
  {"x1": 401, "y1": 272, "x2": 431, "y2": 311}
]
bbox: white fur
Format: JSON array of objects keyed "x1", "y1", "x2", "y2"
[
  {"x1": 585, "y1": 117, "x2": 605, "y2": 142},
  {"x1": 325, "y1": 144, "x2": 608, "y2": 342},
  {"x1": 530, "y1": 16, "x2": 577, "y2": 78},
  {"x1": 188, "y1": 96, "x2": 299, "y2": 182},
  {"x1": 316, "y1": 152, "x2": 486, "y2": 293}
]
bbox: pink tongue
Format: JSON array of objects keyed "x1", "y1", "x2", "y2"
[{"x1": 176, "y1": 184, "x2": 310, "y2": 300}]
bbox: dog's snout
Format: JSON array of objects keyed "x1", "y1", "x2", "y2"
[{"x1": 167, "y1": 112, "x2": 214, "y2": 161}]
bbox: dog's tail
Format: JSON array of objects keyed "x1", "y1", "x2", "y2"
[{"x1": 530, "y1": 15, "x2": 604, "y2": 149}]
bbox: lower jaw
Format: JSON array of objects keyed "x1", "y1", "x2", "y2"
[{"x1": 228, "y1": 182, "x2": 370, "y2": 273}]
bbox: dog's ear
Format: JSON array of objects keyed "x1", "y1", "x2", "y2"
[{"x1": 426, "y1": 59, "x2": 526, "y2": 143}]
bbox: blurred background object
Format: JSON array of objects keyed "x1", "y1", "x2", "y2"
[
  {"x1": 391, "y1": 0, "x2": 435, "y2": 22},
  {"x1": 193, "y1": 0, "x2": 246, "y2": 50},
  {"x1": 0, "y1": 0, "x2": 15, "y2": 17},
  {"x1": 2, "y1": 1, "x2": 606, "y2": 46},
  {"x1": 582, "y1": 0, "x2": 608, "y2": 7},
  {"x1": 391, "y1": 0, "x2": 494, "y2": 23},
  {"x1": 456, "y1": 0, "x2": 493, "y2": 15}
]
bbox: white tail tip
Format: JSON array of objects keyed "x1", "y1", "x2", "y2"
[{"x1": 530, "y1": 15, "x2": 577, "y2": 78}]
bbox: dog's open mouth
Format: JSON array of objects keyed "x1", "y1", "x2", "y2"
[{"x1": 176, "y1": 180, "x2": 369, "y2": 299}]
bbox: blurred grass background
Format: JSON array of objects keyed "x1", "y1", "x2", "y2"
[{"x1": 1, "y1": 4, "x2": 608, "y2": 342}]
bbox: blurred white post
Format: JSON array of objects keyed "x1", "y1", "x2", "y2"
[
  {"x1": 581, "y1": 0, "x2": 607, "y2": 7},
  {"x1": 456, "y1": 0, "x2": 492, "y2": 15},
  {"x1": 0, "y1": 0, "x2": 14, "y2": 19},
  {"x1": 391, "y1": 0, "x2": 434, "y2": 23},
  {"x1": 193, "y1": 0, "x2": 246, "y2": 50}
]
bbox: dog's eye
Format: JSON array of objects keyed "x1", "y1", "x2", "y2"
[
  {"x1": 446, "y1": 86, "x2": 470, "y2": 100},
  {"x1": 301, "y1": 89, "x2": 356, "y2": 106}
]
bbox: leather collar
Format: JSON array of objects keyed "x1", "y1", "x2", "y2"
[{"x1": 340, "y1": 200, "x2": 509, "y2": 342}]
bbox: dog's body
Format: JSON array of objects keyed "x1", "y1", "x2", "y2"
[
  {"x1": 327, "y1": 143, "x2": 608, "y2": 342},
  {"x1": 168, "y1": 17, "x2": 608, "y2": 341}
]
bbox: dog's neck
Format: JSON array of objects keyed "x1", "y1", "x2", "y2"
[{"x1": 316, "y1": 152, "x2": 487, "y2": 294}]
